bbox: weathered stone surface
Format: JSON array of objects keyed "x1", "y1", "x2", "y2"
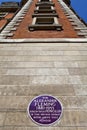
[
  {"x1": 0, "y1": 96, "x2": 87, "y2": 110},
  {"x1": 13, "y1": 127, "x2": 87, "y2": 130},
  {"x1": 4, "y1": 110, "x2": 87, "y2": 126},
  {"x1": 73, "y1": 85, "x2": 87, "y2": 95},
  {"x1": 0, "y1": 75, "x2": 83, "y2": 85},
  {"x1": 0, "y1": 84, "x2": 75, "y2": 96},
  {"x1": 3, "y1": 127, "x2": 14, "y2": 130},
  {"x1": 68, "y1": 68, "x2": 87, "y2": 75},
  {"x1": 3, "y1": 68, "x2": 69, "y2": 75},
  {"x1": 0, "y1": 55, "x2": 87, "y2": 61},
  {"x1": 1, "y1": 127, "x2": 87, "y2": 130},
  {"x1": 0, "y1": 112, "x2": 6, "y2": 126},
  {"x1": 0, "y1": 42, "x2": 87, "y2": 130}
]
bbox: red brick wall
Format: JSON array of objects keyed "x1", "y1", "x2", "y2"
[
  {"x1": 0, "y1": 13, "x2": 14, "y2": 30},
  {"x1": 12, "y1": 0, "x2": 79, "y2": 38}
]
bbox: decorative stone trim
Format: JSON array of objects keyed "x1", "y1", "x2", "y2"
[
  {"x1": 0, "y1": 38, "x2": 87, "y2": 43},
  {"x1": 0, "y1": 12, "x2": 8, "y2": 19},
  {"x1": 0, "y1": 0, "x2": 33, "y2": 39},
  {"x1": 29, "y1": 0, "x2": 62, "y2": 31},
  {"x1": 29, "y1": 17, "x2": 62, "y2": 31},
  {"x1": 58, "y1": 0, "x2": 87, "y2": 38}
]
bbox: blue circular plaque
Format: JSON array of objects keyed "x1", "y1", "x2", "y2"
[{"x1": 27, "y1": 95, "x2": 63, "y2": 126}]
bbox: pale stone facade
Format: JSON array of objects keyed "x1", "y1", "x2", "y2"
[
  {"x1": 0, "y1": 39, "x2": 87, "y2": 130},
  {"x1": 0, "y1": 0, "x2": 87, "y2": 130}
]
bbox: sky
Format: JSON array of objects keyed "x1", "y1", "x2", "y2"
[
  {"x1": 0, "y1": 0, "x2": 21, "y2": 3},
  {"x1": 0, "y1": 0, "x2": 87, "y2": 23},
  {"x1": 71, "y1": 0, "x2": 87, "y2": 23}
]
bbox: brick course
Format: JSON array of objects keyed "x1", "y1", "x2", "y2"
[
  {"x1": 12, "y1": 0, "x2": 79, "y2": 38},
  {"x1": 0, "y1": 13, "x2": 14, "y2": 29}
]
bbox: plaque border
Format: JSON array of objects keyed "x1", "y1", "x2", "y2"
[{"x1": 27, "y1": 94, "x2": 63, "y2": 126}]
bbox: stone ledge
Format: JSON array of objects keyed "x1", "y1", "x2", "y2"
[{"x1": 0, "y1": 38, "x2": 87, "y2": 43}]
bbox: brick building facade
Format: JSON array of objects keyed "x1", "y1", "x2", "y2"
[
  {"x1": 0, "y1": 0, "x2": 87, "y2": 130},
  {"x1": 0, "y1": 0, "x2": 87, "y2": 38}
]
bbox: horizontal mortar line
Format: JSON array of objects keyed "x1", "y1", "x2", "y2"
[
  {"x1": 1, "y1": 45, "x2": 87, "y2": 47},
  {"x1": 1, "y1": 44, "x2": 87, "y2": 46},
  {"x1": 0, "y1": 67, "x2": 87, "y2": 69},
  {"x1": 0, "y1": 50, "x2": 87, "y2": 52},
  {"x1": 0, "y1": 75, "x2": 79, "y2": 76},
  {"x1": 58, "y1": 126, "x2": 87, "y2": 127},
  {"x1": 0, "y1": 68, "x2": 87, "y2": 70},
  {"x1": 1, "y1": 50, "x2": 87, "y2": 51},
  {"x1": 0, "y1": 109, "x2": 26, "y2": 112},
  {"x1": 0, "y1": 72, "x2": 70, "y2": 74},
  {"x1": 0, "y1": 56, "x2": 86, "y2": 57},
  {"x1": 0, "y1": 60, "x2": 87, "y2": 62},
  {"x1": 0, "y1": 55, "x2": 87, "y2": 57},
  {"x1": 0, "y1": 93, "x2": 87, "y2": 95},
  {"x1": 0, "y1": 44, "x2": 68, "y2": 45},
  {"x1": 0, "y1": 68, "x2": 84, "y2": 69},
  {"x1": 0, "y1": 49, "x2": 87, "y2": 51},
  {"x1": 0, "y1": 60, "x2": 87, "y2": 63},
  {"x1": 0, "y1": 75, "x2": 87, "y2": 77},
  {"x1": 2, "y1": 125, "x2": 87, "y2": 127},
  {"x1": 0, "y1": 44, "x2": 87, "y2": 46},
  {"x1": 0, "y1": 64, "x2": 86, "y2": 67},
  {"x1": 0, "y1": 108, "x2": 87, "y2": 112},
  {"x1": 0, "y1": 75, "x2": 86, "y2": 77},
  {"x1": 0, "y1": 84, "x2": 86, "y2": 86},
  {"x1": 0, "y1": 46, "x2": 86, "y2": 47},
  {"x1": 1, "y1": 43, "x2": 87, "y2": 45},
  {"x1": 1, "y1": 126, "x2": 87, "y2": 128},
  {"x1": 0, "y1": 61, "x2": 87, "y2": 62},
  {"x1": 0, "y1": 46, "x2": 87, "y2": 47},
  {"x1": 0, "y1": 91, "x2": 87, "y2": 94},
  {"x1": 0, "y1": 91, "x2": 86, "y2": 93},
  {"x1": 0, "y1": 66, "x2": 63, "y2": 68},
  {"x1": 0, "y1": 82, "x2": 86, "y2": 85},
  {"x1": 0, "y1": 83, "x2": 86, "y2": 85},
  {"x1": 0, "y1": 74, "x2": 86, "y2": 76},
  {"x1": 0, "y1": 95, "x2": 87, "y2": 96},
  {"x1": 63, "y1": 108, "x2": 87, "y2": 110},
  {"x1": 1, "y1": 47, "x2": 87, "y2": 49},
  {"x1": 0, "y1": 53, "x2": 87, "y2": 54},
  {"x1": 0, "y1": 49, "x2": 86, "y2": 50},
  {"x1": 1, "y1": 55, "x2": 87, "y2": 56},
  {"x1": 0, "y1": 95, "x2": 87, "y2": 97},
  {"x1": 1, "y1": 125, "x2": 87, "y2": 127},
  {"x1": 0, "y1": 68, "x2": 69, "y2": 70}
]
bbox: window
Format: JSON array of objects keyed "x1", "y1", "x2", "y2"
[
  {"x1": 29, "y1": 0, "x2": 62, "y2": 31},
  {"x1": 0, "y1": 12, "x2": 8, "y2": 19}
]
